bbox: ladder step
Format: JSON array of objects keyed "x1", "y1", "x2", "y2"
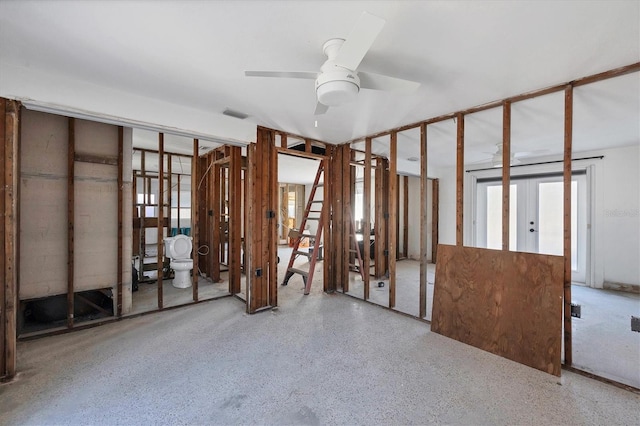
[
  {"x1": 293, "y1": 250, "x2": 312, "y2": 258},
  {"x1": 300, "y1": 233, "x2": 315, "y2": 238},
  {"x1": 306, "y1": 217, "x2": 320, "y2": 221},
  {"x1": 310, "y1": 200, "x2": 323, "y2": 203},
  {"x1": 288, "y1": 267, "x2": 309, "y2": 277}
]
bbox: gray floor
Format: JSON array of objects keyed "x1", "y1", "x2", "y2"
[{"x1": 2, "y1": 278, "x2": 639, "y2": 425}]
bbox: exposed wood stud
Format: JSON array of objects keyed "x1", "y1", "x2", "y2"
[
  {"x1": 389, "y1": 132, "x2": 397, "y2": 309},
  {"x1": 67, "y1": 118, "x2": 75, "y2": 328},
  {"x1": 305, "y1": 139, "x2": 312, "y2": 153},
  {"x1": 456, "y1": 113, "x2": 464, "y2": 246},
  {"x1": 563, "y1": 85, "x2": 573, "y2": 366},
  {"x1": 363, "y1": 138, "x2": 372, "y2": 301},
  {"x1": 419, "y1": 123, "x2": 428, "y2": 318},
  {"x1": 2, "y1": 99, "x2": 19, "y2": 380},
  {"x1": 268, "y1": 133, "x2": 278, "y2": 306},
  {"x1": 192, "y1": 139, "x2": 199, "y2": 301},
  {"x1": 157, "y1": 133, "x2": 164, "y2": 310},
  {"x1": 374, "y1": 158, "x2": 386, "y2": 278},
  {"x1": 402, "y1": 175, "x2": 409, "y2": 259},
  {"x1": 502, "y1": 101, "x2": 511, "y2": 251},
  {"x1": 432, "y1": 179, "x2": 439, "y2": 262},
  {"x1": 211, "y1": 162, "x2": 221, "y2": 282},
  {"x1": 117, "y1": 127, "x2": 124, "y2": 316},
  {"x1": 229, "y1": 145, "x2": 242, "y2": 295}
]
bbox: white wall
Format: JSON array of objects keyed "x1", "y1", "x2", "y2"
[
  {"x1": 406, "y1": 176, "x2": 433, "y2": 262},
  {"x1": 601, "y1": 144, "x2": 639, "y2": 286}
]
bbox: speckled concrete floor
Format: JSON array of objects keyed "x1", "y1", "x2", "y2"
[{"x1": 2, "y1": 281, "x2": 639, "y2": 425}]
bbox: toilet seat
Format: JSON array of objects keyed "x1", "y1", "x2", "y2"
[{"x1": 165, "y1": 234, "x2": 192, "y2": 259}]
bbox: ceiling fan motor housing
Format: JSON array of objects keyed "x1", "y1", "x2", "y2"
[{"x1": 315, "y1": 69, "x2": 360, "y2": 106}]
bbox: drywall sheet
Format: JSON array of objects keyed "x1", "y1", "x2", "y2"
[{"x1": 431, "y1": 244, "x2": 563, "y2": 376}]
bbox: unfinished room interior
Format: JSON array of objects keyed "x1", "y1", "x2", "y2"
[{"x1": 1, "y1": 1, "x2": 639, "y2": 424}]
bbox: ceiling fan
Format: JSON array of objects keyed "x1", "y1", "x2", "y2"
[
  {"x1": 479, "y1": 143, "x2": 549, "y2": 168},
  {"x1": 245, "y1": 12, "x2": 420, "y2": 115}
]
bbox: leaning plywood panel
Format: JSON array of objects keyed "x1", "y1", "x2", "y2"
[{"x1": 431, "y1": 244, "x2": 563, "y2": 376}]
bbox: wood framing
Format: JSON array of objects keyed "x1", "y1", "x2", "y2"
[
  {"x1": 502, "y1": 101, "x2": 511, "y2": 251},
  {"x1": 432, "y1": 178, "x2": 439, "y2": 262},
  {"x1": 388, "y1": 132, "x2": 397, "y2": 308},
  {"x1": 117, "y1": 127, "x2": 124, "y2": 316},
  {"x1": 229, "y1": 145, "x2": 242, "y2": 295},
  {"x1": 374, "y1": 158, "x2": 386, "y2": 277},
  {"x1": 157, "y1": 133, "x2": 164, "y2": 309},
  {"x1": 246, "y1": 127, "x2": 278, "y2": 313},
  {"x1": 2, "y1": 99, "x2": 19, "y2": 380},
  {"x1": 563, "y1": 85, "x2": 573, "y2": 366},
  {"x1": 191, "y1": 139, "x2": 199, "y2": 300},
  {"x1": 456, "y1": 113, "x2": 464, "y2": 246},
  {"x1": 419, "y1": 123, "x2": 428, "y2": 318},
  {"x1": 67, "y1": 118, "x2": 75, "y2": 328},
  {"x1": 363, "y1": 138, "x2": 372, "y2": 300},
  {"x1": 432, "y1": 245, "x2": 563, "y2": 376},
  {"x1": 402, "y1": 175, "x2": 409, "y2": 259}
]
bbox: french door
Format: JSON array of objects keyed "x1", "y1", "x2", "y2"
[{"x1": 475, "y1": 172, "x2": 587, "y2": 283}]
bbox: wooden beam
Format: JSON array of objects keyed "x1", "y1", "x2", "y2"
[
  {"x1": 419, "y1": 123, "x2": 428, "y2": 318},
  {"x1": 389, "y1": 132, "x2": 397, "y2": 308},
  {"x1": 432, "y1": 179, "x2": 439, "y2": 263},
  {"x1": 74, "y1": 153, "x2": 118, "y2": 166},
  {"x1": 323, "y1": 146, "x2": 334, "y2": 293},
  {"x1": 2, "y1": 99, "x2": 19, "y2": 380},
  {"x1": 572, "y1": 62, "x2": 639, "y2": 87},
  {"x1": 374, "y1": 158, "x2": 386, "y2": 278},
  {"x1": 563, "y1": 85, "x2": 573, "y2": 366},
  {"x1": 211, "y1": 162, "x2": 221, "y2": 282},
  {"x1": 502, "y1": 101, "x2": 511, "y2": 251},
  {"x1": 402, "y1": 175, "x2": 409, "y2": 259},
  {"x1": 246, "y1": 143, "x2": 256, "y2": 312},
  {"x1": 67, "y1": 118, "x2": 75, "y2": 328},
  {"x1": 363, "y1": 138, "x2": 372, "y2": 301},
  {"x1": 275, "y1": 147, "x2": 327, "y2": 161},
  {"x1": 229, "y1": 145, "x2": 242, "y2": 295},
  {"x1": 456, "y1": 113, "x2": 464, "y2": 246},
  {"x1": 0, "y1": 99, "x2": 6, "y2": 379},
  {"x1": 157, "y1": 133, "x2": 164, "y2": 310},
  {"x1": 305, "y1": 139, "x2": 312, "y2": 153},
  {"x1": 269, "y1": 137, "x2": 278, "y2": 306},
  {"x1": 192, "y1": 139, "x2": 199, "y2": 301},
  {"x1": 117, "y1": 127, "x2": 123, "y2": 316},
  {"x1": 280, "y1": 132, "x2": 287, "y2": 149}
]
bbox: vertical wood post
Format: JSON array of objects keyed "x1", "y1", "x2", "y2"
[
  {"x1": 211, "y1": 161, "x2": 221, "y2": 282},
  {"x1": 374, "y1": 158, "x2": 385, "y2": 277},
  {"x1": 363, "y1": 138, "x2": 372, "y2": 300},
  {"x1": 563, "y1": 85, "x2": 573, "y2": 366},
  {"x1": 502, "y1": 101, "x2": 511, "y2": 251},
  {"x1": 402, "y1": 175, "x2": 409, "y2": 259},
  {"x1": 389, "y1": 132, "x2": 397, "y2": 309},
  {"x1": 432, "y1": 178, "x2": 439, "y2": 262},
  {"x1": 456, "y1": 113, "x2": 464, "y2": 246},
  {"x1": 157, "y1": 133, "x2": 164, "y2": 309},
  {"x1": 67, "y1": 118, "x2": 75, "y2": 328},
  {"x1": 117, "y1": 127, "x2": 124, "y2": 316},
  {"x1": 2, "y1": 99, "x2": 19, "y2": 380},
  {"x1": 229, "y1": 145, "x2": 242, "y2": 295},
  {"x1": 191, "y1": 139, "x2": 199, "y2": 300},
  {"x1": 268, "y1": 136, "x2": 278, "y2": 306},
  {"x1": 419, "y1": 123, "x2": 428, "y2": 318}
]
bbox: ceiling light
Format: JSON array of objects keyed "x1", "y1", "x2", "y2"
[{"x1": 222, "y1": 108, "x2": 249, "y2": 120}]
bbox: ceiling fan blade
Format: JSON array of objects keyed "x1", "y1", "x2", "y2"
[
  {"x1": 245, "y1": 71, "x2": 317, "y2": 79},
  {"x1": 334, "y1": 12, "x2": 385, "y2": 71},
  {"x1": 314, "y1": 102, "x2": 329, "y2": 115},
  {"x1": 358, "y1": 71, "x2": 420, "y2": 92}
]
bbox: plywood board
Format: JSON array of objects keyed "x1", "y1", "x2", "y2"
[{"x1": 431, "y1": 244, "x2": 563, "y2": 376}]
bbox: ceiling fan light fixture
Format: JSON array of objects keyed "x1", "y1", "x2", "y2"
[{"x1": 316, "y1": 70, "x2": 360, "y2": 106}]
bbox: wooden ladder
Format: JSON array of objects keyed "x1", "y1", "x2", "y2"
[
  {"x1": 282, "y1": 160, "x2": 325, "y2": 295},
  {"x1": 348, "y1": 209, "x2": 365, "y2": 281}
]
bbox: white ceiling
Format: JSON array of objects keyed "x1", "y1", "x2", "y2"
[{"x1": 1, "y1": 1, "x2": 638, "y2": 176}]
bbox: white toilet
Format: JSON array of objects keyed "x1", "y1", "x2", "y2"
[{"x1": 164, "y1": 234, "x2": 194, "y2": 289}]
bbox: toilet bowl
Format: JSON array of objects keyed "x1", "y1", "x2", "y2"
[{"x1": 164, "y1": 234, "x2": 194, "y2": 289}]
